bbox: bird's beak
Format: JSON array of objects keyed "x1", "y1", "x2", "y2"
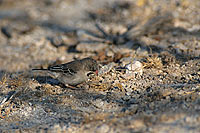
[{"x1": 95, "y1": 70, "x2": 98, "y2": 75}]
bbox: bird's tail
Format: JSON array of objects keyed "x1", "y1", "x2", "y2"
[{"x1": 32, "y1": 68, "x2": 49, "y2": 71}]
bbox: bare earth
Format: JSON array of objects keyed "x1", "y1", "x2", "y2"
[{"x1": 0, "y1": 0, "x2": 200, "y2": 132}]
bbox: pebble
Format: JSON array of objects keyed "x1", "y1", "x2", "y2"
[
  {"x1": 95, "y1": 124, "x2": 110, "y2": 133},
  {"x1": 106, "y1": 50, "x2": 114, "y2": 57},
  {"x1": 125, "y1": 61, "x2": 143, "y2": 75},
  {"x1": 136, "y1": 47, "x2": 148, "y2": 57},
  {"x1": 119, "y1": 61, "x2": 143, "y2": 79},
  {"x1": 173, "y1": 43, "x2": 188, "y2": 54},
  {"x1": 98, "y1": 63, "x2": 115, "y2": 75},
  {"x1": 120, "y1": 57, "x2": 135, "y2": 67}
]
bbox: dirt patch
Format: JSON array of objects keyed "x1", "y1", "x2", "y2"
[{"x1": 0, "y1": 0, "x2": 200, "y2": 132}]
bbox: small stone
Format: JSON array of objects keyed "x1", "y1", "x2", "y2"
[
  {"x1": 122, "y1": 61, "x2": 143, "y2": 79},
  {"x1": 120, "y1": 57, "x2": 135, "y2": 67},
  {"x1": 95, "y1": 124, "x2": 110, "y2": 133},
  {"x1": 106, "y1": 50, "x2": 114, "y2": 57},
  {"x1": 173, "y1": 43, "x2": 188, "y2": 54},
  {"x1": 98, "y1": 63, "x2": 115, "y2": 75},
  {"x1": 136, "y1": 47, "x2": 148, "y2": 57},
  {"x1": 126, "y1": 61, "x2": 143, "y2": 74},
  {"x1": 197, "y1": 71, "x2": 200, "y2": 75}
]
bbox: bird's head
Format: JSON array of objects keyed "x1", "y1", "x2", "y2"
[{"x1": 81, "y1": 58, "x2": 100, "y2": 75}]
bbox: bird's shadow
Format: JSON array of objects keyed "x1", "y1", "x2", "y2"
[
  {"x1": 33, "y1": 75, "x2": 60, "y2": 85},
  {"x1": 33, "y1": 75, "x2": 86, "y2": 90}
]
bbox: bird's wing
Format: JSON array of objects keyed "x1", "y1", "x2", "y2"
[
  {"x1": 63, "y1": 67, "x2": 77, "y2": 75},
  {"x1": 48, "y1": 65, "x2": 77, "y2": 75}
]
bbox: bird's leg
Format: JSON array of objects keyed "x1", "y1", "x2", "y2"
[
  {"x1": 65, "y1": 84, "x2": 78, "y2": 89},
  {"x1": 58, "y1": 83, "x2": 77, "y2": 89}
]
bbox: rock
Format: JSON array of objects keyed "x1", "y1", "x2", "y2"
[
  {"x1": 120, "y1": 57, "x2": 135, "y2": 67},
  {"x1": 173, "y1": 43, "x2": 188, "y2": 54},
  {"x1": 125, "y1": 61, "x2": 143, "y2": 74},
  {"x1": 123, "y1": 61, "x2": 143, "y2": 79},
  {"x1": 98, "y1": 62, "x2": 115, "y2": 75},
  {"x1": 105, "y1": 50, "x2": 114, "y2": 57},
  {"x1": 136, "y1": 47, "x2": 148, "y2": 57},
  {"x1": 95, "y1": 124, "x2": 110, "y2": 133}
]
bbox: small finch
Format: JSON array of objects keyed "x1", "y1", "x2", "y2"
[{"x1": 32, "y1": 57, "x2": 99, "y2": 86}]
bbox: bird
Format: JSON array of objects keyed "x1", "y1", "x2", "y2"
[{"x1": 32, "y1": 57, "x2": 99, "y2": 86}]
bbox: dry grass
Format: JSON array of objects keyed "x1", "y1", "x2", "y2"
[
  {"x1": 0, "y1": 101, "x2": 15, "y2": 119},
  {"x1": 143, "y1": 54, "x2": 163, "y2": 69},
  {"x1": 0, "y1": 74, "x2": 8, "y2": 86},
  {"x1": 0, "y1": 73, "x2": 26, "y2": 119},
  {"x1": 0, "y1": 73, "x2": 25, "y2": 88},
  {"x1": 89, "y1": 82, "x2": 111, "y2": 91}
]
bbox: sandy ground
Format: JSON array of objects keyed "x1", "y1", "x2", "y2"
[{"x1": 0, "y1": 0, "x2": 200, "y2": 132}]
